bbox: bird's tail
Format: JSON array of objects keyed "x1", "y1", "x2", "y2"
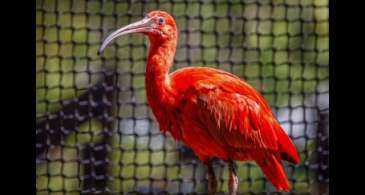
[
  {"x1": 256, "y1": 154, "x2": 290, "y2": 192},
  {"x1": 277, "y1": 126, "x2": 300, "y2": 164}
]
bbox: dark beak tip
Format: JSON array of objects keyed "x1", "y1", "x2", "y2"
[{"x1": 97, "y1": 49, "x2": 103, "y2": 56}]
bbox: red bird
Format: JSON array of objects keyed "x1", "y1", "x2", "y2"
[{"x1": 99, "y1": 11, "x2": 300, "y2": 194}]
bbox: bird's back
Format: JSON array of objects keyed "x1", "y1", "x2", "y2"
[{"x1": 170, "y1": 66, "x2": 273, "y2": 118}]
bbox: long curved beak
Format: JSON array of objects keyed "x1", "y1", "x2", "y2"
[{"x1": 98, "y1": 17, "x2": 153, "y2": 55}]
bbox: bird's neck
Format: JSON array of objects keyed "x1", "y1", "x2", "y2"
[{"x1": 145, "y1": 38, "x2": 177, "y2": 109}]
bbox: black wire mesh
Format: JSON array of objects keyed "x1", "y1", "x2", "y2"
[{"x1": 36, "y1": 0, "x2": 329, "y2": 194}]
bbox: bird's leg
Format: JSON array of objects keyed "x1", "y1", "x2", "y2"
[
  {"x1": 228, "y1": 160, "x2": 238, "y2": 195},
  {"x1": 204, "y1": 160, "x2": 217, "y2": 195}
]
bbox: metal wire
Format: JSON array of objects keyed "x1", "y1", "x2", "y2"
[{"x1": 36, "y1": 0, "x2": 329, "y2": 194}]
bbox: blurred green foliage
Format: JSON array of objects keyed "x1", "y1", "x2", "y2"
[{"x1": 37, "y1": 0, "x2": 328, "y2": 194}]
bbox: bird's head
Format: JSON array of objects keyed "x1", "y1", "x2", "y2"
[{"x1": 99, "y1": 10, "x2": 177, "y2": 54}]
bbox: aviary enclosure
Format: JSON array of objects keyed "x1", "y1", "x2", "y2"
[{"x1": 36, "y1": 0, "x2": 329, "y2": 194}]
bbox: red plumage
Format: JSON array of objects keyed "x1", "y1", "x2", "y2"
[
  {"x1": 100, "y1": 10, "x2": 300, "y2": 193},
  {"x1": 167, "y1": 67, "x2": 299, "y2": 191}
]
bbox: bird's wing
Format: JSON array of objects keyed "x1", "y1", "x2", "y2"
[
  {"x1": 172, "y1": 68, "x2": 298, "y2": 163},
  {"x1": 189, "y1": 80, "x2": 279, "y2": 151}
]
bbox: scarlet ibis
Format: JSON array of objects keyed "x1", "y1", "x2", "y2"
[{"x1": 99, "y1": 11, "x2": 300, "y2": 194}]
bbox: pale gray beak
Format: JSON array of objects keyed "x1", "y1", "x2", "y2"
[{"x1": 98, "y1": 17, "x2": 153, "y2": 55}]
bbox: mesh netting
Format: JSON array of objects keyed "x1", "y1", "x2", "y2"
[{"x1": 36, "y1": 0, "x2": 329, "y2": 194}]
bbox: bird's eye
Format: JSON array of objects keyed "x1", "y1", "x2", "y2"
[{"x1": 158, "y1": 17, "x2": 165, "y2": 25}]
